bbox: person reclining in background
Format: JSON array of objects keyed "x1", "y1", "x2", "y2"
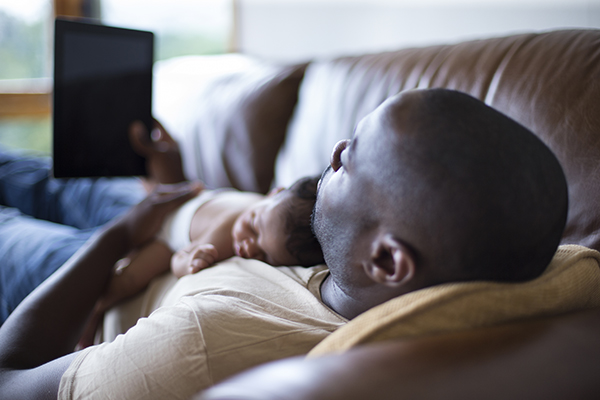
[{"x1": 0, "y1": 88, "x2": 568, "y2": 400}]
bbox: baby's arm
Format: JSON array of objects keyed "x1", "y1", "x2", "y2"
[
  {"x1": 171, "y1": 241, "x2": 219, "y2": 277},
  {"x1": 170, "y1": 190, "x2": 262, "y2": 277},
  {"x1": 171, "y1": 205, "x2": 242, "y2": 277}
]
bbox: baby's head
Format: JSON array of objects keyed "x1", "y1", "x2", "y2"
[{"x1": 231, "y1": 176, "x2": 324, "y2": 267}]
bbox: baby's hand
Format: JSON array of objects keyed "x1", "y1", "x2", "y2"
[{"x1": 171, "y1": 242, "x2": 219, "y2": 277}]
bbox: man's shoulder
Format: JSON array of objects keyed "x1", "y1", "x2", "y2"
[{"x1": 166, "y1": 260, "x2": 342, "y2": 327}]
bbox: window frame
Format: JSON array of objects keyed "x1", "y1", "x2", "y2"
[
  {"x1": 0, "y1": 0, "x2": 238, "y2": 118},
  {"x1": 0, "y1": 0, "x2": 85, "y2": 118}
]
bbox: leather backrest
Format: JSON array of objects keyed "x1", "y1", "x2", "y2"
[
  {"x1": 179, "y1": 62, "x2": 307, "y2": 194},
  {"x1": 274, "y1": 29, "x2": 600, "y2": 250}
]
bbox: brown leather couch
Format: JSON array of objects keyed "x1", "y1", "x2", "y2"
[{"x1": 176, "y1": 29, "x2": 600, "y2": 399}]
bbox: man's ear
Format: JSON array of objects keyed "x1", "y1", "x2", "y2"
[{"x1": 363, "y1": 233, "x2": 416, "y2": 288}]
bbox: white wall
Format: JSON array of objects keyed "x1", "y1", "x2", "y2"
[{"x1": 235, "y1": 0, "x2": 600, "y2": 62}]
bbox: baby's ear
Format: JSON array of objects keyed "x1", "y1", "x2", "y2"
[
  {"x1": 267, "y1": 187, "x2": 285, "y2": 197},
  {"x1": 363, "y1": 233, "x2": 416, "y2": 288}
]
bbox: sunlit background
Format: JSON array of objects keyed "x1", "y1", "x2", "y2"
[
  {"x1": 0, "y1": 0, "x2": 598, "y2": 154},
  {"x1": 0, "y1": 0, "x2": 232, "y2": 154}
]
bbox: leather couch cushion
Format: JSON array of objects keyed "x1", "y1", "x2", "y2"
[
  {"x1": 275, "y1": 29, "x2": 600, "y2": 250},
  {"x1": 160, "y1": 58, "x2": 307, "y2": 194},
  {"x1": 201, "y1": 306, "x2": 600, "y2": 400}
]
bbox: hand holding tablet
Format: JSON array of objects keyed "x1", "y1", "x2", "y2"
[{"x1": 53, "y1": 18, "x2": 154, "y2": 178}]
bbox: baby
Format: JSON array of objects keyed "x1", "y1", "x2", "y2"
[
  {"x1": 97, "y1": 175, "x2": 324, "y2": 313},
  {"x1": 165, "y1": 175, "x2": 323, "y2": 276}
]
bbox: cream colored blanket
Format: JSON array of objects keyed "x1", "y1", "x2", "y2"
[{"x1": 309, "y1": 244, "x2": 600, "y2": 356}]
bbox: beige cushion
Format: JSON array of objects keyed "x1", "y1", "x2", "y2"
[
  {"x1": 154, "y1": 55, "x2": 306, "y2": 194},
  {"x1": 309, "y1": 244, "x2": 600, "y2": 356}
]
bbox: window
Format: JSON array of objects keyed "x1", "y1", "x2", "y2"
[
  {"x1": 102, "y1": 0, "x2": 233, "y2": 62},
  {"x1": 0, "y1": 0, "x2": 233, "y2": 154},
  {"x1": 0, "y1": 0, "x2": 53, "y2": 153}
]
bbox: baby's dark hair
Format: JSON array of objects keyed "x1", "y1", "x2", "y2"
[{"x1": 282, "y1": 176, "x2": 325, "y2": 267}]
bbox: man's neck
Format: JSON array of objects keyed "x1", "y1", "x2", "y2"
[{"x1": 320, "y1": 273, "x2": 373, "y2": 320}]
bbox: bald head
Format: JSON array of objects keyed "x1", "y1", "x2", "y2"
[
  {"x1": 313, "y1": 88, "x2": 568, "y2": 318},
  {"x1": 370, "y1": 89, "x2": 568, "y2": 282}
]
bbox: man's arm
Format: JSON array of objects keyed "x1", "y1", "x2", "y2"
[
  {"x1": 0, "y1": 182, "x2": 200, "y2": 400},
  {"x1": 78, "y1": 239, "x2": 175, "y2": 349},
  {"x1": 98, "y1": 239, "x2": 174, "y2": 312}
]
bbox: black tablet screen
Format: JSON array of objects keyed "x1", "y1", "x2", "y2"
[{"x1": 53, "y1": 19, "x2": 153, "y2": 177}]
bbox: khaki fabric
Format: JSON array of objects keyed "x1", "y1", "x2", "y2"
[
  {"x1": 309, "y1": 245, "x2": 600, "y2": 356},
  {"x1": 59, "y1": 258, "x2": 345, "y2": 400}
]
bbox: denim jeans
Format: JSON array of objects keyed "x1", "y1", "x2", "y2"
[{"x1": 0, "y1": 149, "x2": 145, "y2": 324}]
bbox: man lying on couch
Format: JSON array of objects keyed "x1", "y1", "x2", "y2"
[{"x1": 0, "y1": 89, "x2": 568, "y2": 399}]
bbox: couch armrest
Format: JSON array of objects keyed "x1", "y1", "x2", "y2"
[{"x1": 201, "y1": 307, "x2": 600, "y2": 399}]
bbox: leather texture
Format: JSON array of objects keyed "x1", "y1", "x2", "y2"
[
  {"x1": 197, "y1": 29, "x2": 600, "y2": 400},
  {"x1": 201, "y1": 306, "x2": 600, "y2": 400},
  {"x1": 186, "y1": 62, "x2": 307, "y2": 194},
  {"x1": 274, "y1": 29, "x2": 600, "y2": 251}
]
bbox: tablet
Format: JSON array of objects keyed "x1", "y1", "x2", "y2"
[{"x1": 53, "y1": 19, "x2": 154, "y2": 178}]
